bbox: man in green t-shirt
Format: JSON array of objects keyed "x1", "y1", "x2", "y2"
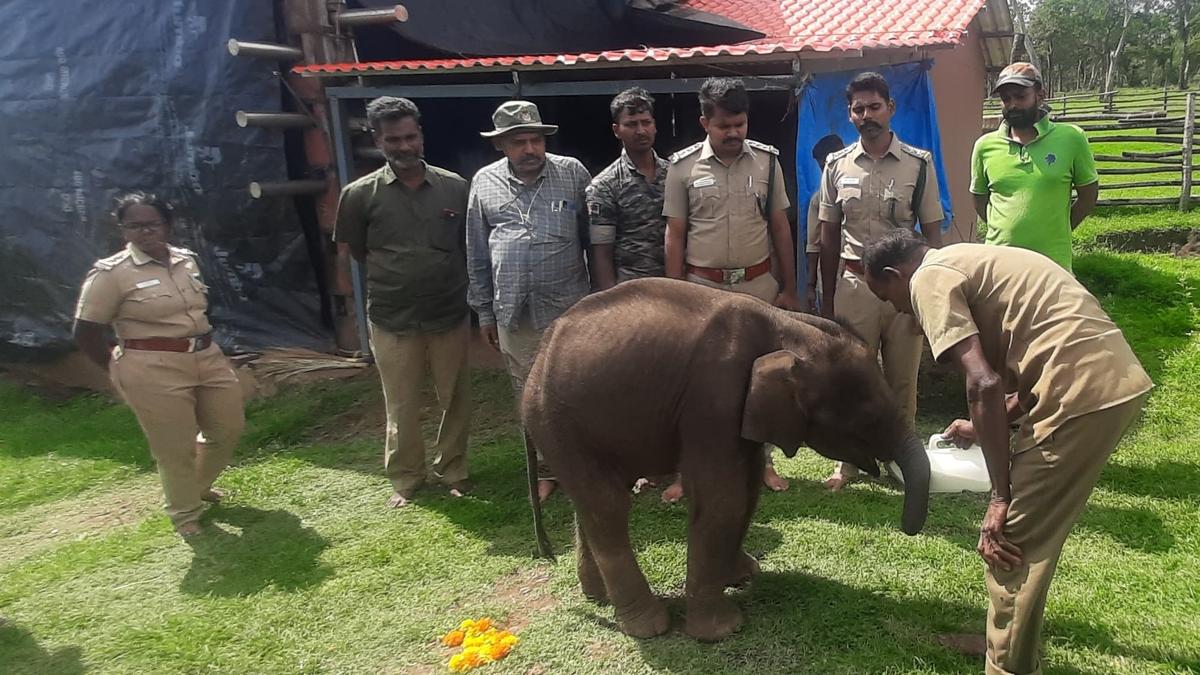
[{"x1": 971, "y1": 63, "x2": 1099, "y2": 272}]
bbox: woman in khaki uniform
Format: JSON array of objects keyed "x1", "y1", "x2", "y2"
[{"x1": 74, "y1": 192, "x2": 244, "y2": 537}]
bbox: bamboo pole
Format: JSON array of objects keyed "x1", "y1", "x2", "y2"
[
  {"x1": 1122, "y1": 149, "x2": 1185, "y2": 159},
  {"x1": 1097, "y1": 166, "x2": 1184, "y2": 175},
  {"x1": 1093, "y1": 155, "x2": 1185, "y2": 164},
  {"x1": 1099, "y1": 179, "x2": 1189, "y2": 189},
  {"x1": 1181, "y1": 92, "x2": 1196, "y2": 212},
  {"x1": 1097, "y1": 197, "x2": 1184, "y2": 206},
  {"x1": 1089, "y1": 135, "x2": 1186, "y2": 144}
]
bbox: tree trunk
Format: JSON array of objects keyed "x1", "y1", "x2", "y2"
[
  {"x1": 1180, "y1": 0, "x2": 1192, "y2": 89},
  {"x1": 1105, "y1": 0, "x2": 1134, "y2": 93}
]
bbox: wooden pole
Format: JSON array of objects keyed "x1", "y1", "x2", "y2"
[{"x1": 1182, "y1": 92, "x2": 1196, "y2": 212}]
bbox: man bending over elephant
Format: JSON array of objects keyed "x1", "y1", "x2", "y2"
[{"x1": 863, "y1": 230, "x2": 1152, "y2": 675}]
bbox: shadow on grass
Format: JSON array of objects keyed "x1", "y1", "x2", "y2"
[
  {"x1": 0, "y1": 621, "x2": 83, "y2": 675},
  {"x1": 180, "y1": 506, "x2": 332, "y2": 597},
  {"x1": 1098, "y1": 459, "x2": 1200, "y2": 502},
  {"x1": 595, "y1": 570, "x2": 1200, "y2": 674}
]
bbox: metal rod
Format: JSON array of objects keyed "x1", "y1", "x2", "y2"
[
  {"x1": 227, "y1": 39, "x2": 303, "y2": 62},
  {"x1": 329, "y1": 96, "x2": 374, "y2": 359},
  {"x1": 336, "y1": 4, "x2": 408, "y2": 26},
  {"x1": 236, "y1": 111, "x2": 315, "y2": 129},
  {"x1": 248, "y1": 180, "x2": 328, "y2": 198}
]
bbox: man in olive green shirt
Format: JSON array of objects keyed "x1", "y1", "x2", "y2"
[
  {"x1": 971, "y1": 63, "x2": 1099, "y2": 272},
  {"x1": 335, "y1": 96, "x2": 472, "y2": 508}
]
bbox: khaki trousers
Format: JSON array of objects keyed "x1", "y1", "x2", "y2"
[
  {"x1": 496, "y1": 310, "x2": 554, "y2": 480},
  {"x1": 370, "y1": 320, "x2": 470, "y2": 492},
  {"x1": 686, "y1": 271, "x2": 779, "y2": 467},
  {"x1": 833, "y1": 269, "x2": 923, "y2": 478},
  {"x1": 111, "y1": 343, "x2": 245, "y2": 527},
  {"x1": 985, "y1": 395, "x2": 1146, "y2": 675}
]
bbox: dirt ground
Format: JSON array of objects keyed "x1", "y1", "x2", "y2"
[{"x1": 1, "y1": 329, "x2": 506, "y2": 400}]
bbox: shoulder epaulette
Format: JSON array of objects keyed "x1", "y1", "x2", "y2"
[
  {"x1": 93, "y1": 249, "x2": 132, "y2": 271},
  {"x1": 746, "y1": 139, "x2": 779, "y2": 155},
  {"x1": 898, "y1": 142, "x2": 933, "y2": 162},
  {"x1": 826, "y1": 145, "x2": 855, "y2": 163},
  {"x1": 669, "y1": 142, "x2": 703, "y2": 164},
  {"x1": 169, "y1": 245, "x2": 196, "y2": 257}
]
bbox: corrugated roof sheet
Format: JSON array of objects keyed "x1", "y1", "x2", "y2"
[{"x1": 295, "y1": 0, "x2": 988, "y2": 75}]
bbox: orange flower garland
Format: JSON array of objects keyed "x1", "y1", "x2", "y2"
[{"x1": 440, "y1": 618, "x2": 519, "y2": 672}]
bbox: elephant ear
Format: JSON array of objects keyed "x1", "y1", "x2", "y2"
[{"x1": 741, "y1": 350, "x2": 809, "y2": 457}]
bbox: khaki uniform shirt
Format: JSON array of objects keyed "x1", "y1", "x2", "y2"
[
  {"x1": 805, "y1": 192, "x2": 821, "y2": 254},
  {"x1": 334, "y1": 162, "x2": 470, "y2": 335},
  {"x1": 818, "y1": 133, "x2": 943, "y2": 261},
  {"x1": 75, "y1": 243, "x2": 212, "y2": 339},
  {"x1": 663, "y1": 138, "x2": 790, "y2": 269},
  {"x1": 910, "y1": 244, "x2": 1153, "y2": 454}
]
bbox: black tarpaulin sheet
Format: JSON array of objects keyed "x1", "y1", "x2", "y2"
[{"x1": 0, "y1": 0, "x2": 329, "y2": 359}]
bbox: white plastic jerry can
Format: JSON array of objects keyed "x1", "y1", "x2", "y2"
[{"x1": 887, "y1": 434, "x2": 993, "y2": 494}]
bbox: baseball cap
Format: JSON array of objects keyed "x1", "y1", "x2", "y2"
[{"x1": 992, "y1": 62, "x2": 1043, "y2": 93}]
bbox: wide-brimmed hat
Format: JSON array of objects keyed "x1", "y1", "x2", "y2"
[
  {"x1": 992, "y1": 62, "x2": 1043, "y2": 93},
  {"x1": 480, "y1": 100, "x2": 559, "y2": 138}
]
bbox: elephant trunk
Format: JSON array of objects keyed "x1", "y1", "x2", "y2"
[{"x1": 894, "y1": 435, "x2": 931, "y2": 535}]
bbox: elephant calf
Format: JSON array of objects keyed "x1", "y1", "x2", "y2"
[{"x1": 521, "y1": 278, "x2": 930, "y2": 641}]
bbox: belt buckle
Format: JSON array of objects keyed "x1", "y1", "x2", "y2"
[
  {"x1": 723, "y1": 267, "x2": 746, "y2": 285},
  {"x1": 187, "y1": 337, "x2": 200, "y2": 352}
]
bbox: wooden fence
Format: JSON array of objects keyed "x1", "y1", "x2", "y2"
[{"x1": 983, "y1": 90, "x2": 1198, "y2": 210}]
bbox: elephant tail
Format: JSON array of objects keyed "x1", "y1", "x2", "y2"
[{"x1": 524, "y1": 430, "x2": 555, "y2": 560}]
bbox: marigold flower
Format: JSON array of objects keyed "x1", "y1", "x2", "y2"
[
  {"x1": 474, "y1": 618, "x2": 492, "y2": 632},
  {"x1": 487, "y1": 642, "x2": 511, "y2": 661},
  {"x1": 448, "y1": 654, "x2": 467, "y2": 672},
  {"x1": 441, "y1": 630, "x2": 465, "y2": 647}
]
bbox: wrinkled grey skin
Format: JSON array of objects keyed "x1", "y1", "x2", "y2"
[{"x1": 522, "y1": 278, "x2": 930, "y2": 641}]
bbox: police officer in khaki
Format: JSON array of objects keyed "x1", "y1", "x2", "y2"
[
  {"x1": 663, "y1": 76, "x2": 801, "y2": 500},
  {"x1": 818, "y1": 72, "x2": 944, "y2": 491},
  {"x1": 74, "y1": 192, "x2": 244, "y2": 537},
  {"x1": 864, "y1": 229, "x2": 1152, "y2": 675}
]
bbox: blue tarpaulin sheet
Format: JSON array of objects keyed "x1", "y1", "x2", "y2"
[{"x1": 794, "y1": 60, "x2": 953, "y2": 284}]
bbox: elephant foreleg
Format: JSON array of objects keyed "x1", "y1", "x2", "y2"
[{"x1": 681, "y1": 438, "x2": 763, "y2": 641}]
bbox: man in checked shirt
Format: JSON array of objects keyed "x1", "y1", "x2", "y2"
[{"x1": 467, "y1": 100, "x2": 593, "y2": 503}]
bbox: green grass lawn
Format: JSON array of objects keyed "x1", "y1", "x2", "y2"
[{"x1": 3, "y1": 216, "x2": 1199, "y2": 674}]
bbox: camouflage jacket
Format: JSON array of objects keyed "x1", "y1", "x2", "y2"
[{"x1": 586, "y1": 149, "x2": 669, "y2": 281}]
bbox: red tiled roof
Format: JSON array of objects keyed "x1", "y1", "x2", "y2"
[{"x1": 295, "y1": 0, "x2": 987, "y2": 75}]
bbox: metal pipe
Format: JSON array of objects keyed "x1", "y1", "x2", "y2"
[
  {"x1": 236, "y1": 111, "x2": 315, "y2": 129},
  {"x1": 248, "y1": 180, "x2": 328, "y2": 198},
  {"x1": 227, "y1": 39, "x2": 303, "y2": 62},
  {"x1": 336, "y1": 4, "x2": 409, "y2": 26},
  {"x1": 329, "y1": 96, "x2": 374, "y2": 359}
]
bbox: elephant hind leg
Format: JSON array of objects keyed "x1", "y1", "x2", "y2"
[
  {"x1": 570, "y1": 472, "x2": 668, "y2": 638},
  {"x1": 575, "y1": 514, "x2": 608, "y2": 605}
]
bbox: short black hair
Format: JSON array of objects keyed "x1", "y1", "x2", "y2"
[
  {"x1": 846, "y1": 72, "x2": 892, "y2": 105},
  {"x1": 812, "y1": 134, "x2": 845, "y2": 166},
  {"x1": 366, "y1": 96, "x2": 421, "y2": 130},
  {"x1": 862, "y1": 229, "x2": 928, "y2": 278},
  {"x1": 610, "y1": 87, "x2": 655, "y2": 122},
  {"x1": 112, "y1": 191, "x2": 174, "y2": 227},
  {"x1": 698, "y1": 77, "x2": 749, "y2": 117}
]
